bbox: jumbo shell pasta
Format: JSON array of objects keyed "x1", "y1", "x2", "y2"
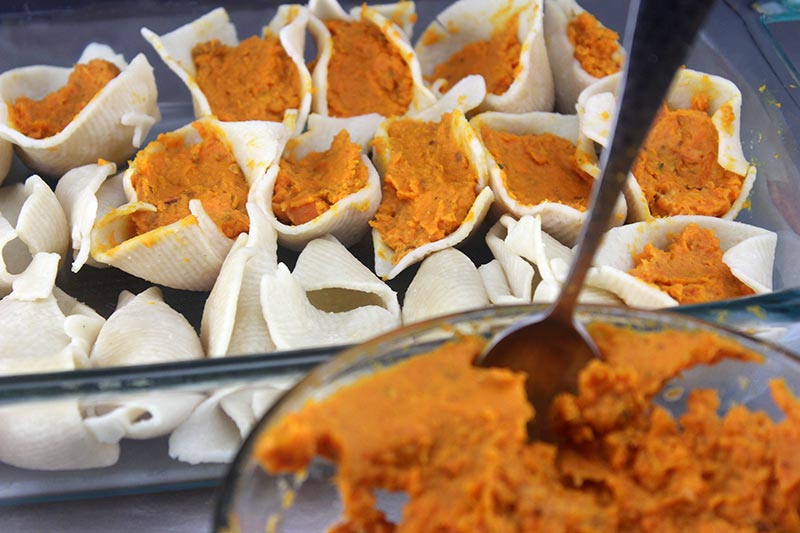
[
  {"x1": 577, "y1": 68, "x2": 756, "y2": 222},
  {"x1": 307, "y1": 0, "x2": 436, "y2": 117},
  {"x1": 89, "y1": 118, "x2": 289, "y2": 291},
  {"x1": 471, "y1": 110, "x2": 625, "y2": 246},
  {"x1": 479, "y1": 216, "x2": 535, "y2": 304},
  {"x1": 370, "y1": 76, "x2": 494, "y2": 279},
  {"x1": 416, "y1": 0, "x2": 554, "y2": 113},
  {"x1": 0, "y1": 43, "x2": 160, "y2": 177},
  {"x1": 0, "y1": 174, "x2": 69, "y2": 297},
  {"x1": 254, "y1": 113, "x2": 383, "y2": 250},
  {"x1": 543, "y1": 0, "x2": 624, "y2": 113},
  {"x1": 142, "y1": 6, "x2": 312, "y2": 135}
]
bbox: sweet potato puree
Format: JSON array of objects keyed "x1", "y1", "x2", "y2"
[
  {"x1": 628, "y1": 223, "x2": 755, "y2": 304},
  {"x1": 257, "y1": 325, "x2": 800, "y2": 532},
  {"x1": 429, "y1": 14, "x2": 521, "y2": 95},
  {"x1": 272, "y1": 130, "x2": 368, "y2": 225},
  {"x1": 370, "y1": 113, "x2": 477, "y2": 262},
  {"x1": 480, "y1": 125, "x2": 593, "y2": 209},
  {"x1": 192, "y1": 35, "x2": 300, "y2": 122},
  {"x1": 631, "y1": 94, "x2": 744, "y2": 217},
  {"x1": 129, "y1": 122, "x2": 249, "y2": 239},
  {"x1": 325, "y1": 19, "x2": 413, "y2": 118},
  {"x1": 566, "y1": 12, "x2": 622, "y2": 78},
  {"x1": 9, "y1": 59, "x2": 120, "y2": 139}
]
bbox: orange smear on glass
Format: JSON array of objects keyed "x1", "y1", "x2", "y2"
[
  {"x1": 430, "y1": 15, "x2": 521, "y2": 95},
  {"x1": 631, "y1": 96, "x2": 744, "y2": 217},
  {"x1": 325, "y1": 20, "x2": 413, "y2": 118},
  {"x1": 628, "y1": 223, "x2": 755, "y2": 304},
  {"x1": 9, "y1": 59, "x2": 120, "y2": 139},
  {"x1": 480, "y1": 126, "x2": 593, "y2": 210},
  {"x1": 129, "y1": 122, "x2": 250, "y2": 239},
  {"x1": 272, "y1": 130, "x2": 368, "y2": 226},
  {"x1": 192, "y1": 35, "x2": 301, "y2": 122},
  {"x1": 566, "y1": 12, "x2": 622, "y2": 78}
]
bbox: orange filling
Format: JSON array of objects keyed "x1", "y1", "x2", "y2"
[
  {"x1": 325, "y1": 20, "x2": 413, "y2": 118},
  {"x1": 370, "y1": 113, "x2": 478, "y2": 262},
  {"x1": 628, "y1": 223, "x2": 755, "y2": 304},
  {"x1": 257, "y1": 326, "x2": 800, "y2": 532},
  {"x1": 566, "y1": 11, "x2": 622, "y2": 78},
  {"x1": 272, "y1": 130, "x2": 368, "y2": 226},
  {"x1": 8, "y1": 59, "x2": 120, "y2": 139},
  {"x1": 480, "y1": 126, "x2": 594, "y2": 210},
  {"x1": 129, "y1": 122, "x2": 250, "y2": 239},
  {"x1": 430, "y1": 15, "x2": 521, "y2": 95},
  {"x1": 192, "y1": 35, "x2": 301, "y2": 122},
  {"x1": 631, "y1": 95, "x2": 744, "y2": 217}
]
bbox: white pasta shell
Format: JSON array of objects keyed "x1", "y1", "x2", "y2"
[
  {"x1": 543, "y1": 0, "x2": 624, "y2": 113},
  {"x1": 0, "y1": 43, "x2": 160, "y2": 176},
  {"x1": 415, "y1": 0, "x2": 554, "y2": 113},
  {"x1": 54, "y1": 161, "x2": 124, "y2": 272},
  {"x1": 254, "y1": 113, "x2": 384, "y2": 249},
  {"x1": 142, "y1": 7, "x2": 311, "y2": 135},
  {"x1": 588, "y1": 215, "x2": 776, "y2": 308},
  {"x1": 402, "y1": 248, "x2": 489, "y2": 324},
  {"x1": 482, "y1": 216, "x2": 534, "y2": 304},
  {"x1": 90, "y1": 119, "x2": 288, "y2": 290},
  {"x1": 0, "y1": 106, "x2": 12, "y2": 186},
  {"x1": 471, "y1": 110, "x2": 625, "y2": 246},
  {"x1": 169, "y1": 380, "x2": 297, "y2": 465},
  {"x1": 307, "y1": 0, "x2": 436, "y2": 116},
  {"x1": 201, "y1": 202, "x2": 279, "y2": 357},
  {"x1": 371, "y1": 106, "x2": 494, "y2": 279},
  {"x1": 261, "y1": 236, "x2": 401, "y2": 350},
  {"x1": 0, "y1": 175, "x2": 69, "y2": 297},
  {"x1": 90, "y1": 286, "x2": 204, "y2": 367},
  {"x1": 577, "y1": 69, "x2": 756, "y2": 222},
  {"x1": 366, "y1": 1, "x2": 417, "y2": 38}
]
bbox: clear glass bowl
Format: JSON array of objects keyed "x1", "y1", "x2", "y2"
[{"x1": 213, "y1": 303, "x2": 800, "y2": 533}]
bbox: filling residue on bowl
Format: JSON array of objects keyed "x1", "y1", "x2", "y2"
[
  {"x1": 256, "y1": 325, "x2": 800, "y2": 531},
  {"x1": 9, "y1": 59, "x2": 120, "y2": 139}
]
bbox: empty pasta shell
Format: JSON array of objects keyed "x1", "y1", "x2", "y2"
[
  {"x1": 142, "y1": 7, "x2": 311, "y2": 135},
  {"x1": 479, "y1": 216, "x2": 534, "y2": 304},
  {"x1": 0, "y1": 43, "x2": 160, "y2": 177},
  {"x1": 543, "y1": 0, "x2": 624, "y2": 113},
  {"x1": 416, "y1": 0, "x2": 554, "y2": 113}
]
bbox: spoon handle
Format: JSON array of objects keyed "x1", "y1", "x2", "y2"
[{"x1": 551, "y1": 0, "x2": 718, "y2": 323}]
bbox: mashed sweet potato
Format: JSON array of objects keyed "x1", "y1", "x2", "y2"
[
  {"x1": 430, "y1": 14, "x2": 521, "y2": 95},
  {"x1": 369, "y1": 113, "x2": 478, "y2": 262},
  {"x1": 628, "y1": 223, "x2": 755, "y2": 304},
  {"x1": 272, "y1": 130, "x2": 368, "y2": 225},
  {"x1": 129, "y1": 122, "x2": 250, "y2": 239},
  {"x1": 257, "y1": 325, "x2": 800, "y2": 532},
  {"x1": 480, "y1": 125, "x2": 594, "y2": 209},
  {"x1": 631, "y1": 94, "x2": 745, "y2": 217},
  {"x1": 9, "y1": 59, "x2": 120, "y2": 139},
  {"x1": 192, "y1": 35, "x2": 301, "y2": 122},
  {"x1": 325, "y1": 19, "x2": 413, "y2": 118},
  {"x1": 566, "y1": 12, "x2": 622, "y2": 78}
]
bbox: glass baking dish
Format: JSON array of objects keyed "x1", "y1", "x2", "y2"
[{"x1": 1, "y1": 0, "x2": 799, "y2": 505}]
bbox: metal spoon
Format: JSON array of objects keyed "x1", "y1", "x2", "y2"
[{"x1": 477, "y1": 0, "x2": 717, "y2": 441}]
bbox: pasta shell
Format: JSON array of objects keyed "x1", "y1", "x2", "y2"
[
  {"x1": 0, "y1": 106, "x2": 12, "y2": 186},
  {"x1": 254, "y1": 113, "x2": 384, "y2": 250},
  {"x1": 471, "y1": 110, "x2": 625, "y2": 245},
  {"x1": 416, "y1": 0, "x2": 554, "y2": 113},
  {"x1": 201, "y1": 202, "x2": 279, "y2": 357},
  {"x1": 480, "y1": 216, "x2": 534, "y2": 304},
  {"x1": 543, "y1": 0, "x2": 624, "y2": 113},
  {"x1": 307, "y1": 0, "x2": 436, "y2": 117},
  {"x1": 0, "y1": 43, "x2": 160, "y2": 177},
  {"x1": 371, "y1": 78, "x2": 495, "y2": 279},
  {"x1": 90, "y1": 118, "x2": 289, "y2": 290},
  {"x1": 0, "y1": 175, "x2": 69, "y2": 297},
  {"x1": 261, "y1": 235, "x2": 401, "y2": 350},
  {"x1": 402, "y1": 248, "x2": 489, "y2": 324},
  {"x1": 142, "y1": 7, "x2": 312, "y2": 135},
  {"x1": 589, "y1": 216, "x2": 776, "y2": 307},
  {"x1": 577, "y1": 69, "x2": 756, "y2": 222}
]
